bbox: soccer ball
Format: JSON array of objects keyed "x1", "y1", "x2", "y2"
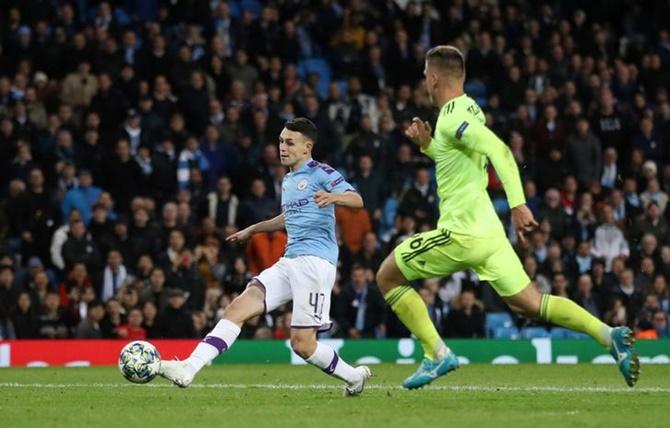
[{"x1": 118, "y1": 340, "x2": 161, "y2": 384}]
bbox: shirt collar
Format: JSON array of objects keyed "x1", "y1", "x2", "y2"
[{"x1": 290, "y1": 158, "x2": 315, "y2": 175}]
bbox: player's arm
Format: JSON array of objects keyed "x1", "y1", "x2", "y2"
[
  {"x1": 456, "y1": 120, "x2": 538, "y2": 241},
  {"x1": 314, "y1": 189, "x2": 363, "y2": 208},
  {"x1": 226, "y1": 213, "x2": 285, "y2": 243},
  {"x1": 314, "y1": 167, "x2": 364, "y2": 208}
]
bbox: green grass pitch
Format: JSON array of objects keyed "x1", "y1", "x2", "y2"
[{"x1": 1, "y1": 364, "x2": 669, "y2": 427}]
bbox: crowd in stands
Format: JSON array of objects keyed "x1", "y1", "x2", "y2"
[{"x1": 1, "y1": 0, "x2": 670, "y2": 341}]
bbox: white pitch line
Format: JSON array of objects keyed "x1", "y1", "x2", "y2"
[{"x1": 0, "y1": 382, "x2": 668, "y2": 393}]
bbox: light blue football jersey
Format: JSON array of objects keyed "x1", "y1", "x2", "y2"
[{"x1": 281, "y1": 159, "x2": 355, "y2": 265}]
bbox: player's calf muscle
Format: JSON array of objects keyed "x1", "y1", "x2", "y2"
[
  {"x1": 224, "y1": 282, "x2": 265, "y2": 325},
  {"x1": 290, "y1": 331, "x2": 317, "y2": 359},
  {"x1": 503, "y1": 283, "x2": 541, "y2": 318}
]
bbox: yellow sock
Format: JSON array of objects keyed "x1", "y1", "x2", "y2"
[
  {"x1": 540, "y1": 294, "x2": 612, "y2": 347},
  {"x1": 385, "y1": 286, "x2": 445, "y2": 360}
]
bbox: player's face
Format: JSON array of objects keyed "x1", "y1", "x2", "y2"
[{"x1": 278, "y1": 128, "x2": 312, "y2": 168}]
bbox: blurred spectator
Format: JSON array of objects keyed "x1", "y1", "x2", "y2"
[
  {"x1": 101, "y1": 250, "x2": 127, "y2": 301},
  {"x1": 398, "y1": 167, "x2": 438, "y2": 228},
  {"x1": 336, "y1": 205, "x2": 372, "y2": 254},
  {"x1": 61, "y1": 169, "x2": 102, "y2": 224},
  {"x1": 574, "y1": 274, "x2": 602, "y2": 319},
  {"x1": 444, "y1": 289, "x2": 485, "y2": 338},
  {"x1": 337, "y1": 265, "x2": 386, "y2": 338},
  {"x1": 600, "y1": 148, "x2": 618, "y2": 190},
  {"x1": 350, "y1": 155, "x2": 385, "y2": 223},
  {"x1": 640, "y1": 179, "x2": 669, "y2": 215},
  {"x1": 100, "y1": 298, "x2": 124, "y2": 338},
  {"x1": 652, "y1": 311, "x2": 670, "y2": 338},
  {"x1": 60, "y1": 60, "x2": 97, "y2": 111},
  {"x1": 540, "y1": 188, "x2": 572, "y2": 241},
  {"x1": 632, "y1": 203, "x2": 668, "y2": 244},
  {"x1": 201, "y1": 176, "x2": 239, "y2": 228},
  {"x1": 592, "y1": 205, "x2": 630, "y2": 271},
  {"x1": 61, "y1": 219, "x2": 102, "y2": 273},
  {"x1": 11, "y1": 291, "x2": 39, "y2": 338},
  {"x1": 142, "y1": 300, "x2": 161, "y2": 339},
  {"x1": 237, "y1": 178, "x2": 278, "y2": 228},
  {"x1": 246, "y1": 231, "x2": 287, "y2": 276},
  {"x1": 114, "y1": 307, "x2": 147, "y2": 341},
  {"x1": 38, "y1": 291, "x2": 68, "y2": 338},
  {"x1": 566, "y1": 117, "x2": 602, "y2": 188},
  {"x1": 141, "y1": 267, "x2": 168, "y2": 312},
  {"x1": 158, "y1": 288, "x2": 196, "y2": 338},
  {"x1": 75, "y1": 300, "x2": 105, "y2": 339},
  {"x1": 0, "y1": 265, "x2": 15, "y2": 316},
  {"x1": 0, "y1": 306, "x2": 15, "y2": 339}
]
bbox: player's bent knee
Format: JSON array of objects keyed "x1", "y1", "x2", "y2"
[{"x1": 376, "y1": 254, "x2": 399, "y2": 294}]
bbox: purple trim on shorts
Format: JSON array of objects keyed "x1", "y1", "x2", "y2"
[
  {"x1": 201, "y1": 335, "x2": 228, "y2": 353},
  {"x1": 291, "y1": 323, "x2": 333, "y2": 332},
  {"x1": 322, "y1": 352, "x2": 339, "y2": 375},
  {"x1": 250, "y1": 277, "x2": 267, "y2": 314}
]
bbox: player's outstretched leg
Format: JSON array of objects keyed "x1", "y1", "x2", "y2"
[
  {"x1": 291, "y1": 328, "x2": 371, "y2": 396},
  {"x1": 376, "y1": 252, "x2": 459, "y2": 389},
  {"x1": 159, "y1": 282, "x2": 265, "y2": 387},
  {"x1": 504, "y1": 283, "x2": 640, "y2": 387}
]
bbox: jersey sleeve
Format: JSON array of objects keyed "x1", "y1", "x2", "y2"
[
  {"x1": 317, "y1": 165, "x2": 356, "y2": 193},
  {"x1": 420, "y1": 138, "x2": 437, "y2": 160},
  {"x1": 449, "y1": 118, "x2": 526, "y2": 208}
]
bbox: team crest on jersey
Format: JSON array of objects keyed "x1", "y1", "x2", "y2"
[{"x1": 297, "y1": 179, "x2": 309, "y2": 190}]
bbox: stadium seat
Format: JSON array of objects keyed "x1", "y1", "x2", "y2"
[
  {"x1": 521, "y1": 327, "x2": 550, "y2": 339},
  {"x1": 493, "y1": 326, "x2": 520, "y2": 339},
  {"x1": 465, "y1": 80, "x2": 487, "y2": 107},
  {"x1": 563, "y1": 330, "x2": 591, "y2": 340},
  {"x1": 335, "y1": 79, "x2": 349, "y2": 96},
  {"x1": 238, "y1": 0, "x2": 262, "y2": 17},
  {"x1": 229, "y1": 1, "x2": 242, "y2": 18},
  {"x1": 492, "y1": 197, "x2": 510, "y2": 214},
  {"x1": 550, "y1": 327, "x2": 571, "y2": 339},
  {"x1": 297, "y1": 58, "x2": 332, "y2": 99},
  {"x1": 485, "y1": 312, "x2": 513, "y2": 337}
]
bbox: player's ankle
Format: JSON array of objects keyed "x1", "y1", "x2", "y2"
[
  {"x1": 184, "y1": 357, "x2": 201, "y2": 376},
  {"x1": 434, "y1": 341, "x2": 450, "y2": 360}
]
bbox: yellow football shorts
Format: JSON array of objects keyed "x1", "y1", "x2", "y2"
[{"x1": 394, "y1": 228, "x2": 529, "y2": 297}]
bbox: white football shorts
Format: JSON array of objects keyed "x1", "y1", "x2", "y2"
[{"x1": 253, "y1": 255, "x2": 336, "y2": 331}]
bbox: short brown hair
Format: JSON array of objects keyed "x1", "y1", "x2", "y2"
[
  {"x1": 285, "y1": 117, "x2": 318, "y2": 144},
  {"x1": 426, "y1": 45, "x2": 465, "y2": 80}
]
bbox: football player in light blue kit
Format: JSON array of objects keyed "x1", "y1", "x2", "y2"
[{"x1": 160, "y1": 118, "x2": 372, "y2": 395}]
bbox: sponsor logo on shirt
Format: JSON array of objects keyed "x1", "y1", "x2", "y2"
[{"x1": 282, "y1": 198, "x2": 310, "y2": 214}]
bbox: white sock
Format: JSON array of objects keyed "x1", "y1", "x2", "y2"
[
  {"x1": 187, "y1": 319, "x2": 241, "y2": 372},
  {"x1": 433, "y1": 339, "x2": 451, "y2": 360},
  {"x1": 305, "y1": 342, "x2": 360, "y2": 384},
  {"x1": 601, "y1": 324, "x2": 613, "y2": 348}
]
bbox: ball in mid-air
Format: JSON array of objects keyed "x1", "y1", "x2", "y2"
[{"x1": 118, "y1": 340, "x2": 161, "y2": 384}]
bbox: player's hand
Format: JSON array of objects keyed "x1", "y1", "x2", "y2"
[
  {"x1": 226, "y1": 227, "x2": 253, "y2": 244},
  {"x1": 314, "y1": 190, "x2": 338, "y2": 208},
  {"x1": 404, "y1": 117, "x2": 432, "y2": 148},
  {"x1": 511, "y1": 204, "x2": 539, "y2": 244}
]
